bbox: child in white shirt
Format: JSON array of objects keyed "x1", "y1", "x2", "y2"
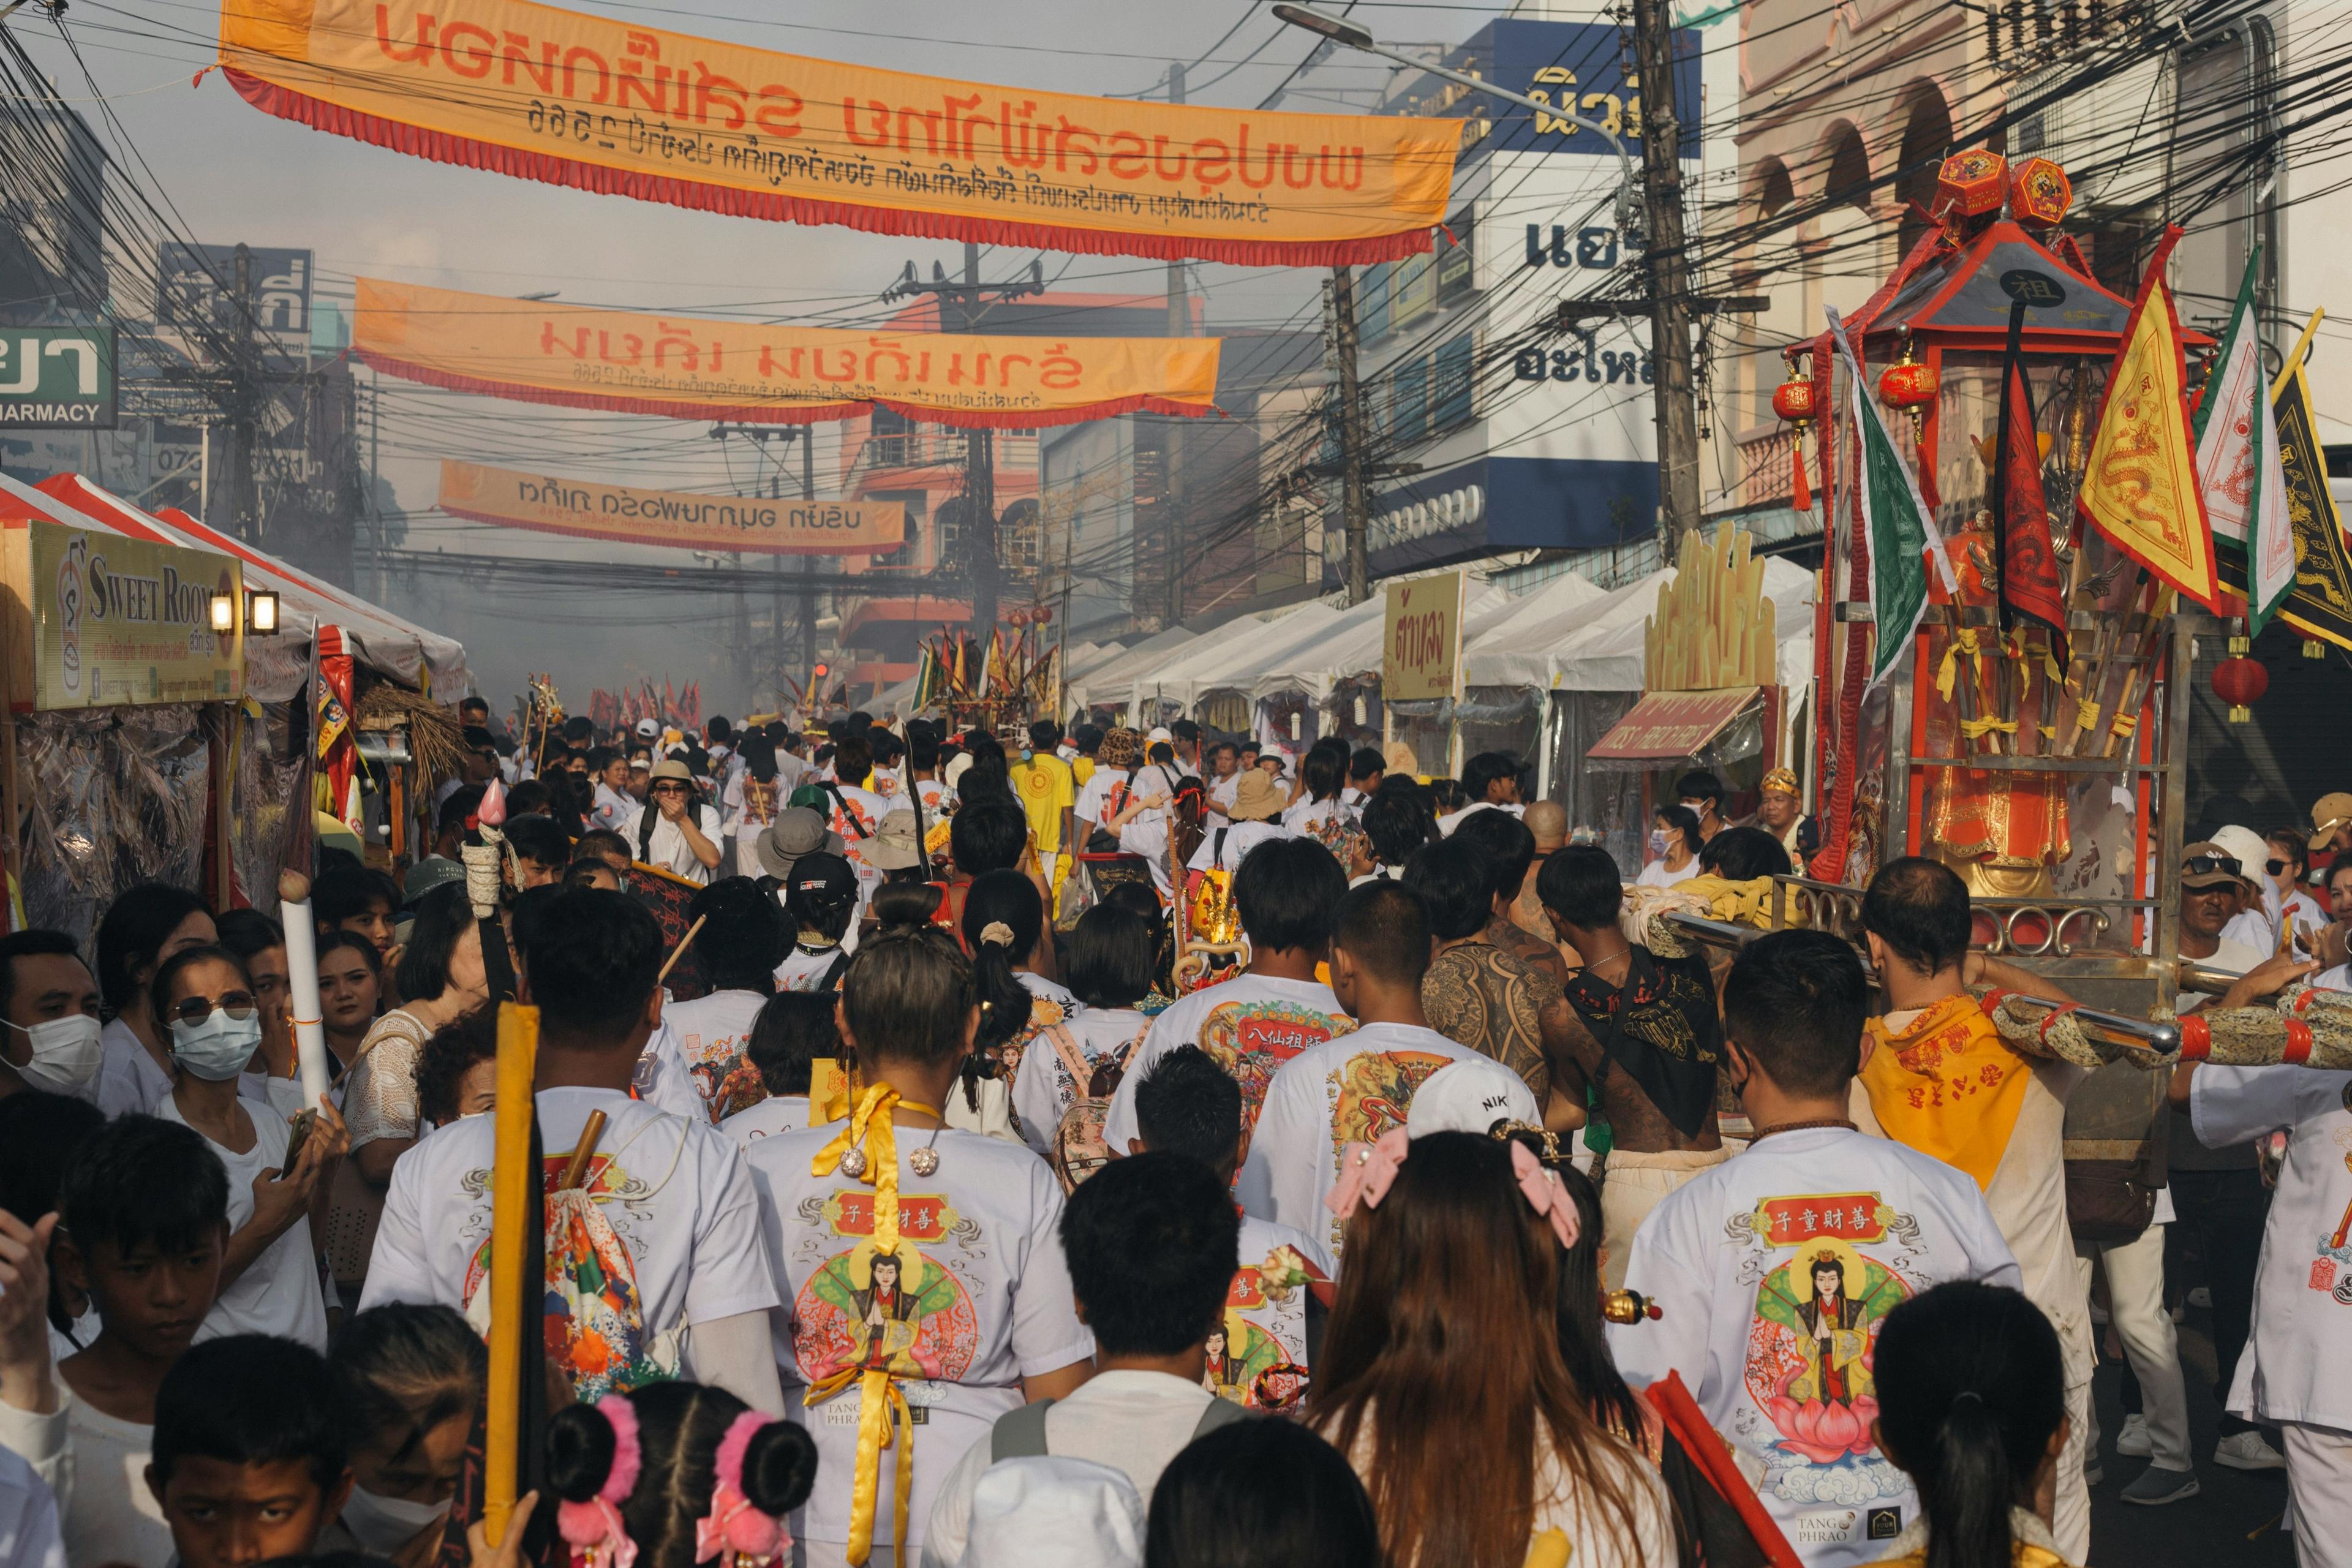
[
  {"x1": 0, "y1": 1115, "x2": 233, "y2": 1568},
  {"x1": 719, "y1": 993, "x2": 837, "y2": 1147},
  {"x1": 1129, "y1": 1044, "x2": 1335, "y2": 1411}
]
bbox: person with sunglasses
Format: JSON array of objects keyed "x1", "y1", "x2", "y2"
[
  {"x1": 620, "y1": 759, "x2": 726, "y2": 884},
  {"x1": 149, "y1": 944, "x2": 347, "y2": 1351},
  {"x1": 2178, "y1": 842, "x2": 2270, "y2": 992}
]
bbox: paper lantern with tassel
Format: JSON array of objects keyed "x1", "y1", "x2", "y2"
[
  {"x1": 2214, "y1": 639, "x2": 2269, "y2": 723},
  {"x1": 1772, "y1": 363, "x2": 1817, "y2": 514}
]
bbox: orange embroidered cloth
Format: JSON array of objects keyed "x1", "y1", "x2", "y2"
[{"x1": 1860, "y1": 993, "x2": 2029, "y2": 1192}]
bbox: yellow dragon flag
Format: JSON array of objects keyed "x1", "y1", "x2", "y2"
[
  {"x1": 2075, "y1": 226, "x2": 2225, "y2": 611},
  {"x1": 216, "y1": 0, "x2": 1458, "y2": 266}
]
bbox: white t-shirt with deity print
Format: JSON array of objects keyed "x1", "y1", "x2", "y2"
[
  {"x1": 1006, "y1": 1005, "x2": 1148, "y2": 1158},
  {"x1": 644, "y1": 989, "x2": 769, "y2": 1125},
  {"x1": 742, "y1": 1123, "x2": 1094, "y2": 1567},
  {"x1": 359, "y1": 1087, "x2": 780, "y2": 1401},
  {"x1": 1236, "y1": 1021, "x2": 1491, "y2": 1258},
  {"x1": 1608, "y1": 1125, "x2": 2021, "y2": 1568},
  {"x1": 1101, "y1": 975, "x2": 1351, "y2": 1159}
]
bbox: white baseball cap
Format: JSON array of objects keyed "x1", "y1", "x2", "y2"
[
  {"x1": 634, "y1": 717, "x2": 659, "y2": 739},
  {"x1": 1145, "y1": 725, "x2": 1174, "y2": 745},
  {"x1": 1406, "y1": 1057, "x2": 1540, "y2": 1139},
  {"x1": 2208, "y1": 824, "x2": 2270, "y2": 883}
]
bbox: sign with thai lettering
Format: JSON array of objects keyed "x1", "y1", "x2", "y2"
[
  {"x1": 357, "y1": 278, "x2": 1220, "y2": 429},
  {"x1": 1586, "y1": 687, "x2": 1755, "y2": 763},
  {"x1": 1383, "y1": 570, "x2": 1466, "y2": 702},
  {"x1": 24, "y1": 521, "x2": 243, "y2": 709},
  {"x1": 437, "y1": 460, "x2": 907, "y2": 555},
  {"x1": 0, "y1": 328, "x2": 116, "y2": 430},
  {"x1": 217, "y1": 0, "x2": 1458, "y2": 265},
  {"x1": 157, "y1": 243, "x2": 315, "y2": 337}
]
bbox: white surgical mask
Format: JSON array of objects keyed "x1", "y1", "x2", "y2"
[
  {"x1": 337, "y1": 1483, "x2": 451, "y2": 1553},
  {"x1": 1, "y1": 1012, "x2": 103, "y2": 1096},
  {"x1": 168, "y1": 1009, "x2": 263, "y2": 1082},
  {"x1": 1649, "y1": 829, "x2": 1669, "y2": 857}
]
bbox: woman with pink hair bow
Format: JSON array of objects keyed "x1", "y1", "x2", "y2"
[{"x1": 1309, "y1": 1130, "x2": 1675, "y2": 1568}]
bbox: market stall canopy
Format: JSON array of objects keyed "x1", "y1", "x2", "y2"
[
  {"x1": 1066, "y1": 624, "x2": 1213, "y2": 714},
  {"x1": 1131, "y1": 600, "x2": 1347, "y2": 712},
  {"x1": 1460, "y1": 572, "x2": 1612, "y2": 688},
  {"x1": 1586, "y1": 687, "x2": 1758, "y2": 770},
  {"x1": 32, "y1": 475, "x2": 470, "y2": 699}
]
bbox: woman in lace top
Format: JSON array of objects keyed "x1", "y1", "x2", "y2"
[{"x1": 331, "y1": 884, "x2": 489, "y2": 1299}]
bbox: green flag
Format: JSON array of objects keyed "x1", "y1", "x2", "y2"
[{"x1": 1829, "y1": 309, "x2": 1956, "y2": 685}]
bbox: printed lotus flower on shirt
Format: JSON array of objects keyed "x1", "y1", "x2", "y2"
[{"x1": 1744, "y1": 1232, "x2": 1913, "y2": 1469}]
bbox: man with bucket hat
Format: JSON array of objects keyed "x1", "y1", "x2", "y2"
[{"x1": 618, "y1": 758, "x2": 726, "y2": 883}]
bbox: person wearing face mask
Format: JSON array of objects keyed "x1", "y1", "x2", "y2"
[
  {"x1": 149, "y1": 944, "x2": 348, "y2": 1351},
  {"x1": 92, "y1": 883, "x2": 218, "y2": 1117},
  {"x1": 323, "y1": 1303, "x2": 484, "y2": 1568},
  {"x1": 0, "y1": 929, "x2": 106, "y2": 1102},
  {"x1": 1635, "y1": 805, "x2": 1705, "y2": 889}
]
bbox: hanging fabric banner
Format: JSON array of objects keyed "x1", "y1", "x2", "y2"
[
  {"x1": 437, "y1": 460, "x2": 906, "y2": 554},
  {"x1": 354, "y1": 278, "x2": 1221, "y2": 428},
  {"x1": 217, "y1": 0, "x2": 1459, "y2": 266}
]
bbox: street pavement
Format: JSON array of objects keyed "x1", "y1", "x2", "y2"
[{"x1": 2084, "y1": 1303, "x2": 2293, "y2": 1564}]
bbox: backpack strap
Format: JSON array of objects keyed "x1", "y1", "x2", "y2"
[
  {"x1": 990, "y1": 1398, "x2": 1057, "y2": 1463},
  {"x1": 1040, "y1": 1023, "x2": 1092, "y2": 1090},
  {"x1": 1191, "y1": 1395, "x2": 1253, "y2": 1440}
]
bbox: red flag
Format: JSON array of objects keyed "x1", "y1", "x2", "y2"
[{"x1": 1994, "y1": 315, "x2": 2068, "y2": 655}]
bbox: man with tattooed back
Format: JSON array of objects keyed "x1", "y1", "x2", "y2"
[{"x1": 1534, "y1": 845, "x2": 1727, "y2": 1290}]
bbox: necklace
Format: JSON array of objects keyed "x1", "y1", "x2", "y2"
[
  {"x1": 894, "y1": 1099, "x2": 946, "y2": 1177},
  {"x1": 1748, "y1": 1116, "x2": 1857, "y2": 1145}
]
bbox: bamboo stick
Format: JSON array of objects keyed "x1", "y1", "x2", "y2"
[
  {"x1": 657, "y1": 914, "x2": 708, "y2": 988},
  {"x1": 483, "y1": 1000, "x2": 540, "y2": 1551},
  {"x1": 560, "y1": 1109, "x2": 608, "y2": 1193}
]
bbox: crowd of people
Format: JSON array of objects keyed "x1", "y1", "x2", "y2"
[{"x1": 0, "y1": 704, "x2": 2342, "y2": 1568}]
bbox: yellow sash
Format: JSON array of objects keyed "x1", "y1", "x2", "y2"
[
  {"x1": 1860, "y1": 993, "x2": 2030, "y2": 1192},
  {"x1": 805, "y1": 1084, "x2": 920, "y2": 1568}
]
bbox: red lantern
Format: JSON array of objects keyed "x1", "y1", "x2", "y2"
[
  {"x1": 1878, "y1": 348, "x2": 1939, "y2": 412},
  {"x1": 2213, "y1": 653, "x2": 2269, "y2": 723},
  {"x1": 2009, "y1": 157, "x2": 2072, "y2": 228},
  {"x1": 1771, "y1": 371, "x2": 1815, "y2": 426},
  {"x1": 1772, "y1": 361, "x2": 1817, "y2": 513},
  {"x1": 1932, "y1": 149, "x2": 2008, "y2": 225},
  {"x1": 1033, "y1": 605, "x2": 1052, "y2": 625}
]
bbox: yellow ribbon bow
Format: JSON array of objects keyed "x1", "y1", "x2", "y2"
[
  {"x1": 805, "y1": 1084, "x2": 916, "y2": 1568},
  {"x1": 1935, "y1": 626, "x2": 1985, "y2": 703}
]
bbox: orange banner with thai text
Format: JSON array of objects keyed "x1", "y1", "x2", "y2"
[
  {"x1": 218, "y1": 0, "x2": 1459, "y2": 265},
  {"x1": 436, "y1": 461, "x2": 905, "y2": 554},
  {"x1": 354, "y1": 277, "x2": 1220, "y2": 428}
]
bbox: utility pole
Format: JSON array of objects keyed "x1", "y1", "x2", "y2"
[
  {"x1": 366, "y1": 380, "x2": 380, "y2": 603},
  {"x1": 1164, "y1": 61, "x2": 1188, "y2": 629},
  {"x1": 800, "y1": 428, "x2": 818, "y2": 702},
  {"x1": 228, "y1": 244, "x2": 261, "y2": 542},
  {"x1": 1330, "y1": 267, "x2": 1371, "y2": 606},
  {"x1": 1629, "y1": 0, "x2": 1701, "y2": 540},
  {"x1": 962, "y1": 240, "x2": 1000, "y2": 650}
]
